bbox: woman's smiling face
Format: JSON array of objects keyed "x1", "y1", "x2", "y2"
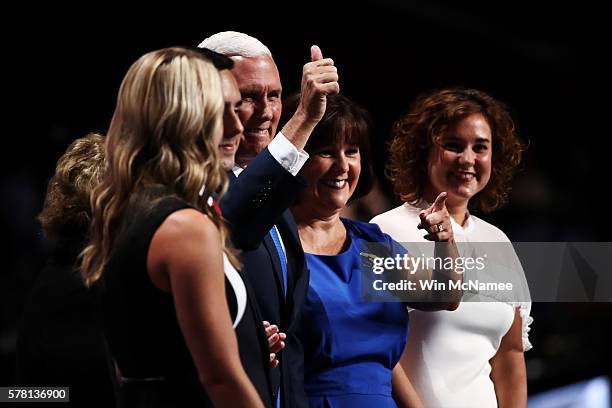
[
  {"x1": 424, "y1": 113, "x2": 493, "y2": 207},
  {"x1": 301, "y1": 140, "x2": 361, "y2": 214}
]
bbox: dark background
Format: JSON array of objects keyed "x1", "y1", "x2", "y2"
[{"x1": 2, "y1": 0, "x2": 610, "y2": 397}]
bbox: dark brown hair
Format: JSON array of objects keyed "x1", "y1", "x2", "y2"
[
  {"x1": 282, "y1": 93, "x2": 374, "y2": 200},
  {"x1": 386, "y1": 88, "x2": 526, "y2": 212}
]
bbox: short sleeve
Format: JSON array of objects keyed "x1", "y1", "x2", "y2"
[{"x1": 510, "y1": 301, "x2": 533, "y2": 351}]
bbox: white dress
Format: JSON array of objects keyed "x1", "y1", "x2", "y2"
[
  {"x1": 223, "y1": 253, "x2": 247, "y2": 328},
  {"x1": 371, "y1": 201, "x2": 533, "y2": 408}
]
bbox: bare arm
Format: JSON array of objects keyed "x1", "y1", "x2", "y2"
[
  {"x1": 392, "y1": 363, "x2": 425, "y2": 408},
  {"x1": 490, "y1": 307, "x2": 527, "y2": 408},
  {"x1": 148, "y1": 209, "x2": 264, "y2": 408}
]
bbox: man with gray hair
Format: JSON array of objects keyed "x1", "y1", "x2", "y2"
[{"x1": 199, "y1": 31, "x2": 339, "y2": 407}]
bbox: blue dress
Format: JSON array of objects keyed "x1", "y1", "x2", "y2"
[{"x1": 300, "y1": 218, "x2": 409, "y2": 408}]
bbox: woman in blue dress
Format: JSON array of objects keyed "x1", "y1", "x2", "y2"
[{"x1": 284, "y1": 94, "x2": 461, "y2": 407}]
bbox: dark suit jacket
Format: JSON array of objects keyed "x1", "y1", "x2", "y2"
[{"x1": 221, "y1": 148, "x2": 309, "y2": 408}]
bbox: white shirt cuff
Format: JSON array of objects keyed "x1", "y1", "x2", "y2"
[
  {"x1": 268, "y1": 132, "x2": 309, "y2": 176},
  {"x1": 232, "y1": 165, "x2": 244, "y2": 177}
]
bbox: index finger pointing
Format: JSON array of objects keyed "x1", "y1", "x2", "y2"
[{"x1": 432, "y1": 192, "x2": 448, "y2": 212}]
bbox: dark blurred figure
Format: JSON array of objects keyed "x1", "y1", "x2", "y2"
[{"x1": 15, "y1": 133, "x2": 116, "y2": 407}]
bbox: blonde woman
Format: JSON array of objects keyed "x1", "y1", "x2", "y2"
[{"x1": 81, "y1": 47, "x2": 267, "y2": 407}]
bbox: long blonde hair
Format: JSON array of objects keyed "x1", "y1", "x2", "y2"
[{"x1": 81, "y1": 47, "x2": 228, "y2": 286}]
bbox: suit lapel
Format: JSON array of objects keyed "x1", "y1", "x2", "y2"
[
  {"x1": 276, "y1": 211, "x2": 300, "y2": 250},
  {"x1": 275, "y1": 211, "x2": 309, "y2": 331},
  {"x1": 262, "y1": 233, "x2": 287, "y2": 309}
]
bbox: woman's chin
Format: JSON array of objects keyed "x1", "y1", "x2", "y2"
[
  {"x1": 446, "y1": 188, "x2": 474, "y2": 205},
  {"x1": 332, "y1": 201, "x2": 350, "y2": 212},
  {"x1": 324, "y1": 198, "x2": 350, "y2": 213}
]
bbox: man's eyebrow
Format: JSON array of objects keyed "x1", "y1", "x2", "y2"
[{"x1": 240, "y1": 85, "x2": 263, "y2": 93}]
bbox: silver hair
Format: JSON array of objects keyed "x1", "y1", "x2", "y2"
[{"x1": 198, "y1": 31, "x2": 272, "y2": 58}]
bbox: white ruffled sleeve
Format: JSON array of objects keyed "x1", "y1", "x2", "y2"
[{"x1": 511, "y1": 301, "x2": 533, "y2": 351}]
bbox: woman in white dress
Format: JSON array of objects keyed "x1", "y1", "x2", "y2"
[{"x1": 372, "y1": 88, "x2": 532, "y2": 407}]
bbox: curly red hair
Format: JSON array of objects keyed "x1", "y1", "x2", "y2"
[{"x1": 386, "y1": 88, "x2": 526, "y2": 212}]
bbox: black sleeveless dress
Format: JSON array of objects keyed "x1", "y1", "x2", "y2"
[{"x1": 99, "y1": 192, "x2": 273, "y2": 407}]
